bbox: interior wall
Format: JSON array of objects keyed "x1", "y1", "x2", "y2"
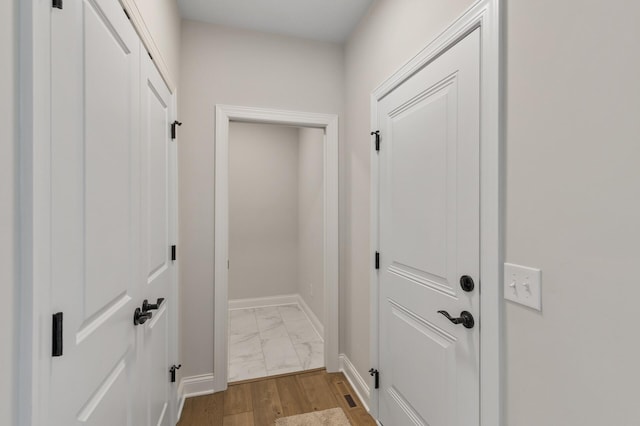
[
  {"x1": 229, "y1": 122, "x2": 300, "y2": 300},
  {"x1": 297, "y1": 128, "x2": 325, "y2": 323},
  {"x1": 132, "y1": 0, "x2": 182, "y2": 84},
  {"x1": 0, "y1": 1, "x2": 18, "y2": 424},
  {"x1": 504, "y1": 1, "x2": 640, "y2": 424},
  {"x1": 178, "y1": 20, "x2": 344, "y2": 379},
  {"x1": 345, "y1": 0, "x2": 640, "y2": 424}
]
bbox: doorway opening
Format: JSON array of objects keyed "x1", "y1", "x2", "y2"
[
  {"x1": 214, "y1": 105, "x2": 339, "y2": 392},
  {"x1": 227, "y1": 122, "x2": 325, "y2": 382}
]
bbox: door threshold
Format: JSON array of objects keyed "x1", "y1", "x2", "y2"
[{"x1": 227, "y1": 367, "x2": 326, "y2": 386}]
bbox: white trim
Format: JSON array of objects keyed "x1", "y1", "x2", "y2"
[
  {"x1": 227, "y1": 294, "x2": 325, "y2": 340},
  {"x1": 176, "y1": 374, "x2": 215, "y2": 422},
  {"x1": 228, "y1": 294, "x2": 299, "y2": 310},
  {"x1": 214, "y1": 105, "x2": 340, "y2": 393},
  {"x1": 295, "y1": 295, "x2": 324, "y2": 339},
  {"x1": 339, "y1": 354, "x2": 371, "y2": 412},
  {"x1": 179, "y1": 374, "x2": 215, "y2": 398},
  {"x1": 176, "y1": 396, "x2": 185, "y2": 424},
  {"x1": 120, "y1": 0, "x2": 176, "y2": 93},
  {"x1": 369, "y1": 0, "x2": 503, "y2": 424}
]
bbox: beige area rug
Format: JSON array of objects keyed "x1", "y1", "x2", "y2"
[{"x1": 275, "y1": 408, "x2": 351, "y2": 426}]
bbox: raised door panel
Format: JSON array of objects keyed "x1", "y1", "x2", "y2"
[{"x1": 387, "y1": 82, "x2": 458, "y2": 295}]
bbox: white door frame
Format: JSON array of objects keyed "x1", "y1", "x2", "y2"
[
  {"x1": 214, "y1": 105, "x2": 340, "y2": 392},
  {"x1": 369, "y1": 0, "x2": 503, "y2": 425}
]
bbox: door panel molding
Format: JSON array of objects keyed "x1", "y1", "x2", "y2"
[
  {"x1": 370, "y1": 0, "x2": 503, "y2": 424},
  {"x1": 214, "y1": 105, "x2": 340, "y2": 392}
]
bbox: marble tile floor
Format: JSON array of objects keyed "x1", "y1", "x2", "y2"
[{"x1": 228, "y1": 304, "x2": 324, "y2": 382}]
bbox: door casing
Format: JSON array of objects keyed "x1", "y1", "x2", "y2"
[
  {"x1": 370, "y1": 1, "x2": 503, "y2": 424},
  {"x1": 214, "y1": 105, "x2": 340, "y2": 392}
]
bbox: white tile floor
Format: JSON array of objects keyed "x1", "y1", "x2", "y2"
[{"x1": 228, "y1": 304, "x2": 324, "y2": 382}]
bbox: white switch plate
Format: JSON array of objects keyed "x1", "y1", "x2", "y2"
[{"x1": 504, "y1": 263, "x2": 542, "y2": 311}]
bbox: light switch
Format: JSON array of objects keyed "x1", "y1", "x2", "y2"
[{"x1": 504, "y1": 263, "x2": 542, "y2": 311}]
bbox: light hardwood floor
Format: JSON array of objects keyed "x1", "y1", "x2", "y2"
[{"x1": 177, "y1": 369, "x2": 377, "y2": 425}]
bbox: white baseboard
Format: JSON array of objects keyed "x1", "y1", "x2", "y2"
[
  {"x1": 177, "y1": 374, "x2": 215, "y2": 421},
  {"x1": 339, "y1": 353, "x2": 371, "y2": 412},
  {"x1": 228, "y1": 293, "x2": 324, "y2": 339},
  {"x1": 228, "y1": 294, "x2": 298, "y2": 310},
  {"x1": 295, "y1": 294, "x2": 324, "y2": 339}
]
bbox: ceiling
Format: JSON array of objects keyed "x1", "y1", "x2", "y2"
[{"x1": 178, "y1": 0, "x2": 375, "y2": 43}]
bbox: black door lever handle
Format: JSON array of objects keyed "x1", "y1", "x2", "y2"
[
  {"x1": 437, "y1": 310, "x2": 475, "y2": 329},
  {"x1": 134, "y1": 308, "x2": 153, "y2": 326},
  {"x1": 142, "y1": 298, "x2": 165, "y2": 312}
]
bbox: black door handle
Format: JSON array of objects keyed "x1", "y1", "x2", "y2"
[
  {"x1": 134, "y1": 307, "x2": 153, "y2": 326},
  {"x1": 142, "y1": 298, "x2": 165, "y2": 312},
  {"x1": 437, "y1": 310, "x2": 475, "y2": 329},
  {"x1": 460, "y1": 275, "x2": 475, "y2": 292}
]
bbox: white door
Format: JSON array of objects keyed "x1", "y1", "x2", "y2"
[
  {"x1": 49, "y1": 0, "x2": 176, "y2": 424},
  {"x1": 139, "y1": 52, "x2": 175, "y2": 426},
  {"x1": 377, "y1": 29, "x2": 480, "y2": 426}
]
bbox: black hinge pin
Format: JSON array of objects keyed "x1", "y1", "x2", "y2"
[
  {"x1": 171, "y1": 121, "x2": 182, "y2": 140},
  {"x1": 171, "y1": 245, "x2": 176, "y2": 262},
  {"x1": 170, "y1": 364, "x2": 182, "y2": 383},
  {"x1": 375, "y1": 252, "x2": 380, "y2": 270},
  {"x1": 369, "y1": 368, "x2": 379, "y2": 389},
  {"x1": 123, "y1": 7, "x2": 131, "y2": 20},
  {"x1": 52, "y1": 312, "x2": 63, "y2": 357},
  {"x1": 52, "y1": 0, "x2": 63, "y2": 9},
  {"x1": 371, "y1": 130, "x2": 380, "y2": 152}
]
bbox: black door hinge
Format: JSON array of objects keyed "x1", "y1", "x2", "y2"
[
  {"x1": 375, "y1": 252, "x2": 380, "y2": 270},
  {"x1": 123, "y1": 7, "x2": 131, "y2": 20},
  {"x1": 369, "y1": 368, "x2": 379, "y2": 389},
  {"x1": 171, "y1": 121, "x2": 182, "y2": 140},
  {"x1": 52, "y1": 312, "x2": 63, "y2": 357},
  {"x1": 52, "y1": 0, "x2": 63, "y2": 9},
  {"x1": 170, "y1": 364, "x2": 182, "y2": 383},
  {"x1": 371, "y1": 130, "x2": 380, "y2": 152},
  {"x1": 171, "y1": 245, "x2": 176, "y2": 261}
]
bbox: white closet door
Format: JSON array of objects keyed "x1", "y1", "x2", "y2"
[
  {"x1": 377, "y1": 29, "x2": 481, "y2": 426},
  {"x1": 50, "y1": 0, "x2": 142, "y2": 424},
  {"x1": 139, "y1": 52, "x2": 174, "y2": 426}
]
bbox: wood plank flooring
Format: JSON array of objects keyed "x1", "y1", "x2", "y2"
[{"x1": 178, "y1": 369, "x2": 377, "y2": 426}]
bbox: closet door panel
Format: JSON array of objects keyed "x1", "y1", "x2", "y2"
[
  {"x1": 140, "y1": 51, "x2": 174, "y2": 426},
  {"x1": 50, "y1": 0, "x2": 142, "y2": 423}
]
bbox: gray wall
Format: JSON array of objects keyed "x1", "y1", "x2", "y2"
[
  {"x1": 504, "y1": 1, "x2": 640, "y2": 423},
  {"x1": 178, "y1": 20, "x2": 344, "y2": 379},
  {"x1": 297, "y1": 128, "x2": 325, "y2": 322},
  {"x1": 229, "y1": 122, "x2": 300, "y2": 300},
  {"x1": 346, "y1": 0, "x2": 640, "y2": 424},
  {"x1": 0, "y1": 0, "x2": 18, "y2": 424}
]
